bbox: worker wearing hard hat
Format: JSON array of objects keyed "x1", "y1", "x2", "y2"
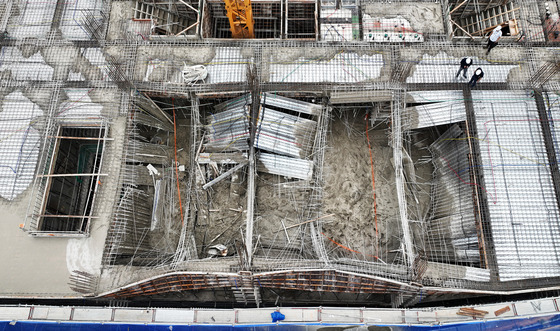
[
  {"x1": 486, "y1": 25, "x2": 502, "y2": 55},
  {"x1": 469, "y1": 68, "x2": 484, "y2": 88},
  {"x1": 456, "y1": 57, "x2": 473, "y2": 79}
]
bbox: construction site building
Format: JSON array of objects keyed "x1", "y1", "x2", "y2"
[{"x1": 2, "y1": 0, "x2": 560, "y2": 317}]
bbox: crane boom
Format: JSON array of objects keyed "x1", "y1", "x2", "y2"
[{"x1": 223, "y1": 0, "x2": 255, "y2": 38}]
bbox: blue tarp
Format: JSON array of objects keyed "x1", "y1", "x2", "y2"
[{"x1": 270, "y1": 311, "x2": 285, "y2": 323}]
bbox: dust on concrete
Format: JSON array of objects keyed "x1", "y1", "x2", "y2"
[
  {"x1": 106, "y1": 1, "x2": 135, "y2": 41},
  {"x1": 321, "y1": 108, "x2": 401, "y2": 262},
  {"x1": 261, "y1": 47, "x2": 391, "y2": 83},
  {"x1": 193, "y1": 158, "x2": 315, "y2": 259},
  {"x1": 253, "y1": 173, "x2": 314, "y2": 258},
  {"x1": 134, "y1": 46, "x2": 216, "y2": 82},
  {"x1": 41, "y1": 47, "x2": 80, "y2": 80},
  {"x1": 268, "y1": 47, "x2": 341, "y2": 63},
  {"x1": 194, "y1": 169, "x2": 247, "y2": 258},
  {"x1": 362, "y1": 2, "x2": 444, "y2": 34}
]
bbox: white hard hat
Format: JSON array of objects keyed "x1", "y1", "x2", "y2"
[
  {"x1": 466, "y1": 58, "x2": 472, "y2": 64},
  {"x1": 475, "y1": 68, "x2": 482, "y2": 75},
  {"x1": 495, "y1": 25, "x2": 502, "y2": 31}
]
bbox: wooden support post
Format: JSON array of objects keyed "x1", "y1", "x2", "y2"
[
  {"x1": 177, "y1": 0, "x2": 199, "y2": 13},
  {"x1": 450, "y1": 19, "x2": 474, "y2": 40},
  {"x1": 142, "y1": 93, "x2": 173, "y2": 125},
  {"x1": 175, "y1": 22, "x2": 199, "y2": 36}
]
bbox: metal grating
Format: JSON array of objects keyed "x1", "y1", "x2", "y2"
[{"x1": 473, "y1": 90, "x2": 560, "y2": 281}]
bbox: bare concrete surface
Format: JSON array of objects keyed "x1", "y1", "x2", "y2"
[
  {"x1": 107, "y1": 1, "x2": 135, "y2": 41},
  {"x1": 0, "y1": 114, "x2": 126, "y2": 297},
  {"x1": 261, "y1": 47, "x2": 390, "y2": 83},
  {"x1": 0, "y1": 189, "x2": 76, "y2": 297}
]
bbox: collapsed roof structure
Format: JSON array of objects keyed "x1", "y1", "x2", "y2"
[{"x1": 1, "y1": 0, "x2": 560, "y2": 310}]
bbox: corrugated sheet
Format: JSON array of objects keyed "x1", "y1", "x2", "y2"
[
  {"x1": 206, "y1": 48, "x2": 248, "y2": 84},
  {"x1": 473, "y1": 90, "x2": 560, "y2": 281},
  {"x1": 0, "y1": 91, "x2": 43, "y2": 200},
  {"x1": 261, "y1": 93, "x2": 321, "y2": 116},
  {"x1": 320, "y1": 8, "x2": 354, "y2": 42},
  {"x1": 204, "y1": 94, "x2": 320, "y2": 180},
  {"x1": 255, "y1": 107, "x2": 317, "y2": 158},
  {"x1": 425, "y1": 262, "x2": 490, "y2": 282},
  {"x1": 214, "y1": 94, "x2": 251, "y2": 112},
  {"x1": 60, "y1": 0, "x2": 103, "y2": 40},
  {"x1": 204, "y1": 104, "x2": 250, "y2": 152},
  {"x1": 405, "y1": 91, "x2": 466, "y2": 129},
  {"x1": 406, "y1": 91, "x2": 465, "y2": 103},
  {"x1": 257, "y1": 152, "x2": 313, "y2": 180}
]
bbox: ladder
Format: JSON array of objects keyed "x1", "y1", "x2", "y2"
[
  {"x1": 223, "y1": 0, "x2": 255, "y2": 38},
  {"x1": 232, "y1": 271, "x2": 261, "y2": 307}
]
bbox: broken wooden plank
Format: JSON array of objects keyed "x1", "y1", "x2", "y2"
[
  {"x1": 450, "y1": 19, "x2": 474, "y2": 40},
  {"x1": 197, "y1": 152, "x2": 248, "y2": 164},
  {"x1": 457, "y1": 307, "x2": 488, "y2": 318},
  {"x1": 494, "y1": 306, "x2": 511, "y2": 316},
  {"x1": 202, "y1": 161, "x2": 248, "y2": 190},
  {"x1": 449, "y1": 0, "x2": 468, "y2": 15},
  {"x1": 457, "y1": 311, "x2": 487, "y2": 318}
]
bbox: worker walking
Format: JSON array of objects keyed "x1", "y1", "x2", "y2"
[
  {"x1": 456, "y1": 57, "x2": 473, "y2": 79},
  {"x1": 485, "y1": 25, "x2": 502, "y2": 55},
  {"x1": 469, "y1": 68, "x2": 484, "y2": 88}
]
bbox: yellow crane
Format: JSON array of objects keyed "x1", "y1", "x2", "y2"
[{"x1": 223, "y1": 0, "x2": 255, "y2": 38}]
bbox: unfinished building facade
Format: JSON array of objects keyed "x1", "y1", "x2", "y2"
[{"x1": 2, "y1": 0, "x2": 560, "y2": 309}]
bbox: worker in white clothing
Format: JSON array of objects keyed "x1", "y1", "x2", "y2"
[{"x1": 485, "y1": 25, "x2": 502, "y2": 55}]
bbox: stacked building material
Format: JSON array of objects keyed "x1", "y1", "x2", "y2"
[
  {"x1": 255, "y1": 106, "x2": 317, "y2": 158},
  {"x1": 204, "y1": 104, "x2": 250, "y2": 152},
  {"x1": 203, "y1": 93, "x2": 319, "y2": 180},
  {"x1": 257, "y1": 152, "x2": 313, "y2": 181}
]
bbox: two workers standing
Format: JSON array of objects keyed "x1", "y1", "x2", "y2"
[
  {"x1": 455, "y1": 24, "x2": 502, "y2": 88},
  {"x1": 456, "y1": 57, "x2": 484, "y2": 88}
]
